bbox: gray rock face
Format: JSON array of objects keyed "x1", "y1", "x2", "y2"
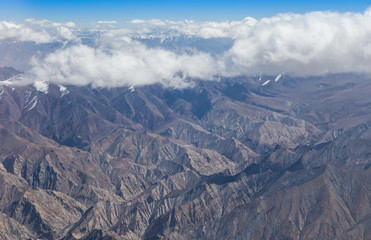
[
  {"x1": 0, "y1": 211, "x2": 35, "y2": 240},
  {"x1": 1, "y1": 70, "x2": 371, "y2": 239},
  {"x1": 0, "y1": 67, "x2": 21, "y2": 81}
]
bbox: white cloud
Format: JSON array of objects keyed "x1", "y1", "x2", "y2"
[
  {"x1": 25, "y1": 19, "x2": 76, "y2": 40},
  {"x1": 130, "y1": 19, "x2": 167, "y2": 26},
  {"x1": 25, "y1": 18, "x2": 76, "y2": 28},
  {"x1": 130, "y1": 19, "x2": 147, "y2": 24},
  {"x1": 0, "y1": 19, "x2": 76, "y2": 43},
  {"x1": 33, "y1": 80, "x2": 49, "y2": 93},
  {"x1": 0, "y1": 21, "x2": 53, "y2": 43},
  {"x1": 226, "y1": 10, "x2": 371, "y2": 76},
  {"x1": 129, "y1": 17, "x2": 258, "y2": 39},
  {"x1": 97, "y1": 20, "x2": 118, "y2": 24},
  {"x1": 27, "y1": 42, "x2": 220, "y2": 88},
  {"x1": 172, "y1": 17, "x2": 258, "y2": 39},
  {"x1": 4, "y1": 8, "x2": 371, "y2": 89},
  {"x1": 24, "y1": 19, "x2": 51, "y2": 25}
]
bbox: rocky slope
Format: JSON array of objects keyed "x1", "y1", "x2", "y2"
[{"x1": 1, "y1": 68, "x2": 371, "y2": 239}]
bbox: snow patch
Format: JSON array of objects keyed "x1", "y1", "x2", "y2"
[
  {"x1": 58, "y1": 84, "x2": 70, "y2": 98},
  {"x1": 24, "y1": 94, "x2": 38, "y2": 111},
  {"x1": 24, "y1": 91, "x2": 32, "y2": 103},
  {"x1": 275, "y1": 73, "x2": 282, "y2": 82},
  {"x1": 0, "y1": 80, "x2": 13, "y2": 86},
  {"x1": 33, "y1": 81, "x2": 48, "y2": 93},
  {"x1": 27, "y1": 96, "x2": 38, "y2": 111},
  {"x1": 0, "y1": 85, "x2": 4, "y2": 100},
  {"x1": 262, "y1": 80, "x2": 271, "y2": 86}
]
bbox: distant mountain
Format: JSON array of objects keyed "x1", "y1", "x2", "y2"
[
  {"x1": 0, "y1": 42, "x2": 63, "y2": 71},
  {"x1": 0, "y1": 66, "x2": 21, "y2": 81},
  {"x1": 1, "y1": 69, "x2": 371, "y2": 239},
  {"x1": 137, "y1": 36, "x2": 234, "y2": 55}
]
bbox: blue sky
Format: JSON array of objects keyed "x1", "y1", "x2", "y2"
[{"x1": 0, "y1": 0, "x2": 370, "y2": 22}]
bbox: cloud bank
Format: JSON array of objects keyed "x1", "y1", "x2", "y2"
[
  {"x1": 2, "y1": 8, "x2": 371, "y2": 88},
  {"x1": 29, "y1": 43, "x2": 220, "y2": 88},
  {"x1": 227, "y1": 10, "x2": 371, "y2": 76}
]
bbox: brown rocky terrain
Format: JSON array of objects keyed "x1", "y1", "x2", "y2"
[{"x1": 1, "y1": 67, "x2": 371, "y2": 239}]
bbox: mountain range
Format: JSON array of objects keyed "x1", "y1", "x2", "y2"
[{"x1": 1, "y1": 66, "x2": 371, "y2": 239}]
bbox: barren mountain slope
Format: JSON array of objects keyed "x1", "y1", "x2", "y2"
[{"x1": 1, "y1": 68, "x2": 371, "y2": 239}]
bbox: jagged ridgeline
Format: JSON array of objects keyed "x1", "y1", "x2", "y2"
[{"x1": 1, "y1": 67, "x2": 371, "y2": 239}]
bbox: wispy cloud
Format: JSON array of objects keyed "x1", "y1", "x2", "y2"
[
  {"x1": 130, "y1": 19, "x2": 167, "y2": 26},
  {"x1": 129, "y1": 17, "x2": 258, "y2": 38},
  {"x1": 97, "y1": 20, "x2": 118, "y2": 24}
]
